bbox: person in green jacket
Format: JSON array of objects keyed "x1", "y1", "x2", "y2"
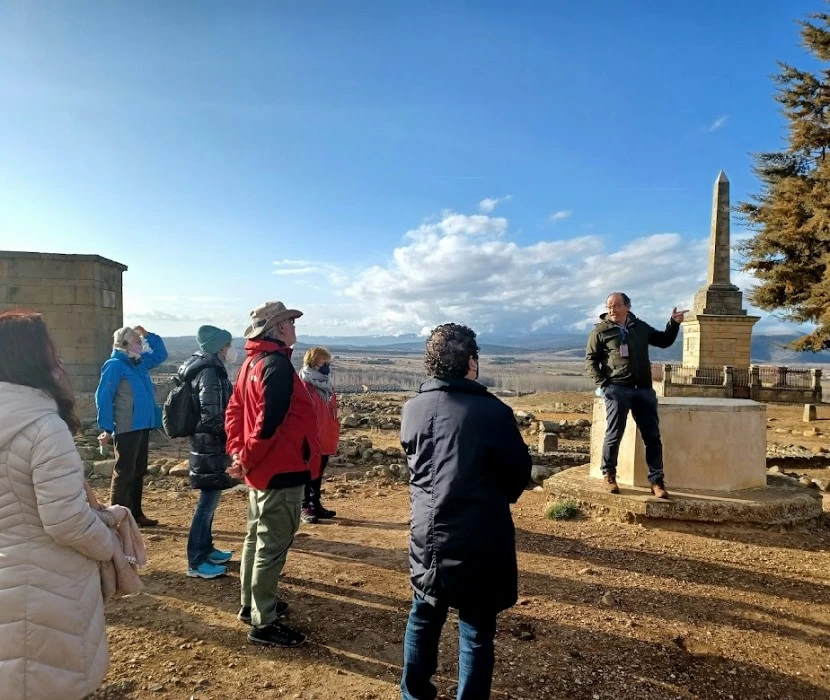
[{"x1": 585, "y1": 293, "x2": 687, "y2": 499}]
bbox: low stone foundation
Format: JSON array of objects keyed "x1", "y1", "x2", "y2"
[{"x1": 544, "y1": 465, "x2": 823, "y2": 524}]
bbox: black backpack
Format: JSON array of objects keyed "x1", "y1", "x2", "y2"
[{"x1": 162, "y1": 376, "x2": 199, "y2": 438}]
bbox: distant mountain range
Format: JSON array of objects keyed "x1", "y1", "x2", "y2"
[{"x1": 159, "y1": 331, "x2": 830, "y2": 365}]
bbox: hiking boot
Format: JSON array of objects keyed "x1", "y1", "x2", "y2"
[
  {"x1": 208, "y1": 548, "x2": 233, "y2": 565},
  {"x1": 603, "y1": 473, "x2": 620, "y2": 494},
  {"x1": 311, "y1": 503, "x2": 337, "y2": 520},
  {"x1": 301, "y1": 508, "x2": 318, "y2": 525},
  {"x1": 237, "y1": 601, "x2": 288, "y2": 625},
  {"x1": 248, "y1": 622, "x2": 307, "y2": 648},
  {"x1": 651, "y1": 481, "x2": 669, "y2": 499},
  {"x1": 187, "y1": 562, "x2": 227, "y2": 579}
]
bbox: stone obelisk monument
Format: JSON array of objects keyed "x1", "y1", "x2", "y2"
[{"x1": 682, "y1": 171, "x2": 760, "y2": 369}]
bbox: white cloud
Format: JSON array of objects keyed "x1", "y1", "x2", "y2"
[
  {"x1": 336, "y1": 210, "x2": 709, "y2": 335},
  {"x1": 531, "y1": 314, "x2": 559, "y2": 332},
  {"x1": 478, "y1": 195, "x2": 512, "y2": 213},
  {"x1": 273, "y1": 259, "x2": 349, "y2": 286},
  {"x1": 124, "y1": 294, "x2": 245, "y2": 337},
  {"x1": 709, "y1": 115, "x2": 729, "y2": 132},
  {"x1": 549, "y1": 209, "x2": 573, "y2": 222}
]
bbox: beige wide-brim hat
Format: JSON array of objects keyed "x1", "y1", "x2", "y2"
[{"x1": 244, "y1": 300, "x2": 303, "y2": 339}]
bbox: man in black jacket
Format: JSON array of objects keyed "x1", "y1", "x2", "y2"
[
  {"x1": 585, "y1": 293, "x2": 687, "y2": 498},
  {"x1": 400, "y1": 323, "x2": 531, "y2": 700}
]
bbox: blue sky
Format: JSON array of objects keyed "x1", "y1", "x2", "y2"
[{"x1": 0, "y1": 0, "x2": 821, "y2": 338}]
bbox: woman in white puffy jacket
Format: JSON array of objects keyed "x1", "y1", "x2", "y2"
[{"x1": 0, "y1": 310, "x2": 116, "y2": 700}]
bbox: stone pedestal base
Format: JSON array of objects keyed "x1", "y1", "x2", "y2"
[
  {"x1": 681, "y1": 315, "x2": 759, "y2": 369},
  {"x1": 589, "y1": 396, "x2": 766, "y2": 491},
  {"x1": 538, "y1": 433, "x2": 558, "y2": 452}
]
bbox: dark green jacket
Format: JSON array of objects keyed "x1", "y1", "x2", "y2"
[{"x1": 585, "y1": 312, "x2": 680, "y2": 388}]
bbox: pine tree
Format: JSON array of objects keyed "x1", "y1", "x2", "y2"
[{"x1": 738, "y1": 8, "x2": 830, "y2": 351}]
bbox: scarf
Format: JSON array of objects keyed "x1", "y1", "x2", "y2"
[
  {"x1": 94, "y1": 505, "x2": 147, "y2": 603},
  {"x1": 300, "y1": 365, "x2": 333, "y2": 402}
]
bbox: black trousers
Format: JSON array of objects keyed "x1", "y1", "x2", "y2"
[
  {"x1": 601, "y1": 385, "x2": 665, "y2": 484},
  {"x1": 303, "y1": 455, "x2": 329, "y2": 508},
  {"x1": 111, "y1": 428, "x2": 151, "y2": 516}
]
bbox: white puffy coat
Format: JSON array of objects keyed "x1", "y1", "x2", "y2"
[{"x1": 0, "y1": 382, "x2": 115, "y2": 700}]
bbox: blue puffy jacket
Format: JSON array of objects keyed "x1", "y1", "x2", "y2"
[{"x1": 95, "y1": 333, "x2": 168, "y2": 434}]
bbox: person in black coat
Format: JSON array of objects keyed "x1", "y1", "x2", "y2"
[
  {"x1": 181, "y1": 325, "x2": 238, "y2": 579},
  {"x1": 399, "y1": 323, "x2": 531, "y2": 700}
]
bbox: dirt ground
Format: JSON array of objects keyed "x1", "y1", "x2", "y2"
[{"x1": 89, "y1": 394, "x2": 830, "y2": 700}]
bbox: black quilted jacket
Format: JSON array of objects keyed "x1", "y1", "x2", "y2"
[{"x1": 177, "y1": 352, "x2": 234, "y2": 490}]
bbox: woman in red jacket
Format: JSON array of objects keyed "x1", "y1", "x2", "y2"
[{"x1": 299, "y1": 347, "x2": 340, "y2": 524}]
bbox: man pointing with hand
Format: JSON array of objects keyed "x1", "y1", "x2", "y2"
[{"x1": 585, "y1": 293, "x2": 687, "y2": 499}]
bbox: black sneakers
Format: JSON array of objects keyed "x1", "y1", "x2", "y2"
[
  {"x1": 312, "y1": 503, "x2": 337, "y2": 519},
  {"x1": 248, "y1": 622, "x2": 307, "y2": 648},
  {"x1": 238, "y1": 600, "x2": 288, "y2": 624},
  {"x1": 301, "y1": 503, "x2": 337, "y2": 524},
  {"x1": 300, "y1": 508, "x2": 319, "y2": 524}
]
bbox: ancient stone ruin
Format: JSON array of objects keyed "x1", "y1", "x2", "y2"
[{"x1": 0, "y1": 250, "x2": 127, "y2": 417}]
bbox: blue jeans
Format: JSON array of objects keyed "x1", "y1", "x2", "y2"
[
  {"x1": 187, "y1": 489, "x2": 222, "y2": 569},
  {"x1": 602, "y1": 384, "x2": 664, "y2": 484},
  {"x1": 401, "y1": 594, "x2": 497, "y2": 700}
]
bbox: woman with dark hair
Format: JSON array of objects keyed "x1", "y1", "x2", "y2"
[{"x1": 0, "y1": 311, "x2": 116, "y2": 700}]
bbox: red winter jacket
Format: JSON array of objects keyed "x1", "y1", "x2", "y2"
[
  {"x1": 303, "y1": 383, "x2": 340, "y2": 456},
  {"x1": 225, "y1": 339, "x2": 320, "y2": 489}
]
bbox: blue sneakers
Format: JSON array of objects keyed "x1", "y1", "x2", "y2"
[
  {"x1": 187, "y1": 561, "x2": 227, "y2": 579},
  {"x1": 208, "y1": 549, "x2": 233, "y2": 565}
]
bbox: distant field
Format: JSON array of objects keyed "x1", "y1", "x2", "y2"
[{"x1": 328, "y1": 351, "x2": 594, "y2": 394}]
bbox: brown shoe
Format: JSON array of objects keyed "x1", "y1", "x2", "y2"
[
  {"x1": 650, "y1": 482, "x2": 669, "y2": 499},
  {"x1": 604, "y1": 473, "x2": 620, "y2": 494}
]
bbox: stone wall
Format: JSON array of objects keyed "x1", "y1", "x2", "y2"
[
  {"x1": 751, "y1": 386, "x2": 820, "y2": 404},
  {"x1": 76, "y1": 392, "x2": 97, "y2": 422},
  {"x1": 656, "y1": 383, "x2": 726, "y2": 399},
  {"x1": 0, "y1": 251, "x2": 128, "y2": 392}
]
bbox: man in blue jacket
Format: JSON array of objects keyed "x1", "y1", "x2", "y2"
[
  {"x1": 96, "y1": 325, "x2": 167, "y2": 526},
  {"x1": 400, "y1": 323, "x2": 531, "y2": 700}
]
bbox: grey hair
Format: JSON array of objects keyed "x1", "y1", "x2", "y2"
[{"x1": 112, "y1": 327, "x2": 138, "y2": 349}]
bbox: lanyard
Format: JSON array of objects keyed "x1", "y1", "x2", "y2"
[{"x1": 615, "y1": 323, "x2": 629, "y2": 343}]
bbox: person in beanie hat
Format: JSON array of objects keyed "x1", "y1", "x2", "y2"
[
  {"x1": 178, "y1": 325, "x2": 238, "y2": 578},
  {"x1": 225, "y1": 301, "x2": 319, "y2": 648},
  {"x1": 197, "y1": 325, "x2": 233, "y2": 355}
]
